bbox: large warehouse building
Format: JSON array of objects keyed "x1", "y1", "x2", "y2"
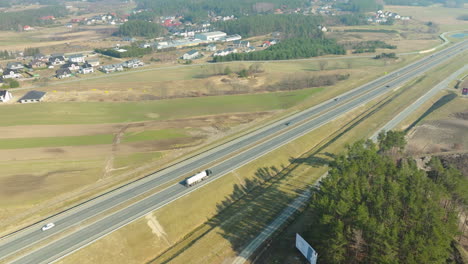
[{"x1": 195, "y1": 31, "x2": 227, "y2": 41}]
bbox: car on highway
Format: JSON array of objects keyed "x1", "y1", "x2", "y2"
[
  {"x1": 41, "y1": 223, "x2": 55, "y2": 231},
  {"x1": 334, "y1": 98, "x2": 339, "y2": 101},
  {"x1": 285, "y1": 122, "x2": 291, "y2": 126},
  {"x1": 385, "y1": 85, "x2": 391, "y2": 88}
]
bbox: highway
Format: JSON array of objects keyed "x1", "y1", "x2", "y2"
[{"x1": 1, "y1": 39, "x2": 467, "y2": 264}]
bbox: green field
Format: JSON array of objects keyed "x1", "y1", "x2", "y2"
[
  {"x1": 122, "y1": 129, "x2": 187, "y2": 143},
  {"x1": 0, "y1": 134, "x2": 114, "y2": 149},
  {"x1": 1, "y1": 88, "x2": 323, "y2": 126}
]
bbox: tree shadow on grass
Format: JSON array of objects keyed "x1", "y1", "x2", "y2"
[{"x1": 149, "y1": 164, "x2": 304, "y2": 264}]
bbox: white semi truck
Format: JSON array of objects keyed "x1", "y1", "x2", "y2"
[{"x1": 185, "y1": 169, "x2": 212, "y2": 187}]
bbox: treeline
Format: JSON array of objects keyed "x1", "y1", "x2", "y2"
[
  {"x1": 117, "y1": 20, "x2": 166, "y2": 38},
  {"x1": 306, "y1": 132, "x2": 465, "y2": 263},
  {"x1": 0, "y1": 6, "x2": 67, "y2": 31},
  {"x1": 340, "y1": 40, "x2": 397, "y2": 53},
  {"x1": 328, "y1": 13, "x2": 369, "y2": 26},
  {"x1": 95, "y1": 46, "x2": 152, "y2": 58},
  {"x1": 135, "y1": 0, "x2": 309, "y2": 19},
  {"x1": 335, "y1": 0, "x2": 382, "y2": 12},
  {"x1": 375, "y1": 52, "x2": 397, "y2": 59},
  {"x1": 24, "y1": 47, "x2": 41, "y2": 56},
  {"x1": 0, "y1": 50, "x2": 15, "y2": 60},
  {"x1": 214, "y1": 14, "x2": 324, "y2": 39},
  {"x1": 213, "y1": 38, "x2": 345, "y2": 62},
  {"x1": 267, "y1": 73, "x2": 350, "y2": 91}
]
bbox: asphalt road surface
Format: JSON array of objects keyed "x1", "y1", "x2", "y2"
[{"x1": 1, "y1": 39, "x2": 467, "y2": 264}]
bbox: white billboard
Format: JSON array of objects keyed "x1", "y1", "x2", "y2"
[{"x1": 296, "y1": 233, "x2": 318, "y2": 264}]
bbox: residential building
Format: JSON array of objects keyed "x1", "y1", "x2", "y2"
[
  {"x1": 6, "y1": 62, "x2": 24, "y2": 70},
  {"x1": 49, "y1": 55, "x2": 66, "y2": 65},
  {"x1": 86, "y1": 58, "x2": 100, "y2": 67},
  {"x1": 182, "y1": 50, "x2": 200, "y2": 60},
  {"x1": 233, "y1": 40, "x2": 250, "y2": 48},
  {"x1": 34, "y1": 53, "x2": 48, "y2": 62},
  {"x1": 2, "y1": 70, "x2": 21, "y2": 79},
  {"x1": 79, "y1": 63, "x2": 94, "y2": 74},
  {"x1": 0, "y1": 90, "x2": 13, "y2": 102},
  {"x1": 29, "y1": 59, "x2": 47, "y2": 68},
  {"x1": 56, "y1": 68, "x2": 72, "y2": 79},
  {"x1": 213, "y1": 48, "x2": 237, "y2": 57},
  {"x1": 63, "y1": 62, "x2": 80, "y2": 72},
  {"x1": 123, "y1": 59, "x2": 144, "y2": 68},
  {"x1": 68, "y1": 54, "x2": 85, "y2": 63},
  {"x1": 195, "y1": 31, "x2": 227, "y2": 41},
  {"x1": 19, "y1": 90, "x2": 46, "y2": 103},
  {"x1": 206, "y1": 44, "x2": 217, "y2": 51},
  {"x1": 100, "y1": 64, "x2": 124, "y2": 74}
]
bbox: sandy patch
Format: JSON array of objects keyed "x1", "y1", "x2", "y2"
[{"x1": 145, "y1": 213, "x2": 171, "y2": 246}]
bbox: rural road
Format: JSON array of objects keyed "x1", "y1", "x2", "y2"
[{"x1": 1, "y1": 39, "x2": 467, "y2": 264}]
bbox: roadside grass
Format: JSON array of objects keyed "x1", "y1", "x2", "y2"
[
  {"x1": 407, "y1": 95, "x2": 468, "y2": 124},
  {"x1": 0, "y1": 158, "x2": 104, "y2": 208},
  {"x1": 0, "y1": 88, "x2": 322, "y2": 126},
  {"x1": 113, "y1": 152, "x2": 164, "y2": 169},
  {"x1": 0, "y1": 134, "x2": 114, "y2": 149},
  {"x1": 121, "y1": 129, "x2": 187, "y2": 143}
]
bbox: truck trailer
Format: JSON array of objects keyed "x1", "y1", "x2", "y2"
[{"x1": 185, "y1": 169, "x2": 212, "y2": 187}]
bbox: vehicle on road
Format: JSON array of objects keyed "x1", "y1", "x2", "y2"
[
  {"x1": 185, "y1": 169, "x2": 212, "y2": 187},
  {"x1": 385, "y1": 85, "x2": 391, "y2": 88},
  {"x1": 334, "y1": 98, "x2": 339, "y2": 101},
  {"x1": 41, "y1": 223, "x2": 55, "y2": 231},
  {"x1": 285, "y1": 122, "x2": 291, "y2": 126}
]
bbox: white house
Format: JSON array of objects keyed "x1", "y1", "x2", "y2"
[
  {"x1": 233, "y1": 40, "x2": 250, "y2": 48},
  {"x1": 182, "y1": 50, "x2": 200, "y2": 60},
  {"x1": 19, "y1": 90, "x2": 46, "y2": 103},
  {"x1": 2, "y1": 70, "x2": 21, "y2": 79},
  {"x1": 56, "y1": 68, "x2": 72, "y2": 79},
  {"x1": 100, "y1": 64, "x2": 124, "y2": 74},
  {"x1": 68, "y1": 54, "x2": 85, "y2": 63},
  {"x1": 206, "y1": 44, "x2": 217, "y2": 51},
  {"x1": 79, "y1": 63, "x2": 94, "y2": 74},
  {"x1": 0, "y1": 90, "x2": 13, "y2": 102},
  {"x1": 63, "y1": 62, "x2": 80, "y2": 72},
  {"x1": 49, "y1": 56, "x2": 66, "y2": 65},
  {"x1": 213, "y1": 48, "x2": 237, "y2": 57},
  {"x1": 123, "y1": 59, "x2": 144, "y2": 68}
]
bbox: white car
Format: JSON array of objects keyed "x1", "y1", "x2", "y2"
[{"x1": 41, "y1": 223, "x2": 55, "y2": 231}]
